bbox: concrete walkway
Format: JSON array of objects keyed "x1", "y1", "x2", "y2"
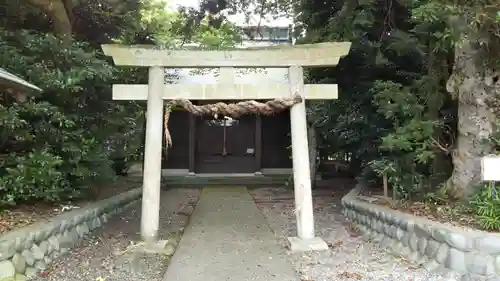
[{"x1": 163, "y1": 187, "x2": 300, "y2": 281}]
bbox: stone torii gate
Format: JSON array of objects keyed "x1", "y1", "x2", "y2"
[{"x1": 102, "y1": 42, "x2": 351, "y2": 251}]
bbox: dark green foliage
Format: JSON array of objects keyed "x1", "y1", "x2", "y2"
[
  {"x1": 0, "y1": 0, "x2": 240, "y2": 207},
  {"x1": 298, "y1": 0, "x2": 450, "y2": 189},
  {"x1": 298, "y1": 0, "x2": 500, "y2": 229},
  {"x1": 0, "y1": 30, "x2": 139, "y2": 206},
  {"x1": 470, "y1": 183, "x2": 500, "y2": 231}
]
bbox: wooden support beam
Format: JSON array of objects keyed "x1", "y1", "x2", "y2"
[
  {"x1": 255, "y1": 115, "x2": 262, "y2": 173},
  {"x1": 101, "y1": 42, "x2": 351, "y2": 67},
  {"x1": 219, "y1": 67, "x2": 235, "y2": 83},
  {"x1": 188, "y1": 114, "x2": 196, "y2": 173},
  {"x1": 111, "y1": 84, "x2": 338, "y2": 101}
]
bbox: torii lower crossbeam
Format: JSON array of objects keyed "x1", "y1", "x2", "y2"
[{"x1": 111, "y1": 84, "x2": 338, "y2": 100}]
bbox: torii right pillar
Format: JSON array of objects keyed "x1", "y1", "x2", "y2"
[{"x1": 286, "y1": 65, "x2": 328, "y2": 252}]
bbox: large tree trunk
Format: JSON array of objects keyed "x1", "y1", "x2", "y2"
[
  {"x1": 27, "y1": 0, "x2": 73, "y2": 40},
  {"x1": 446, "y1": 36, "x2": 500, "y2": 198},
  {"x1": 28, "y1": 0, "x2": 129, "y2": 43}
]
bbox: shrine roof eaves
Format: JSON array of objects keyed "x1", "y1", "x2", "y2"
[{"x1": 0, "y1": 68, "x2": 42, "y2": 93}]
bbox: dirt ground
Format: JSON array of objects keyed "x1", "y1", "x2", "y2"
[
  {"x1": 8, "y1": 179, "x2": 469, "y2": 281},
  {"x1": 33, "y1": 188, "x2": 200, "y2": 281},
  {"x1": 360, "y1": 185, "x2": 497, "y2": 233},
  {"x1": 250, "y1": 181, "x2": 461, "y2": 281},
  {"x1": 0, "y1": 176, "x2": 142, "y2": 235}
]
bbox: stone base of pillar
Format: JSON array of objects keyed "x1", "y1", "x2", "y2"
[
  {"x1": 142, "y1": 240, "x2": 176, "y2": 255},
  {"x1": 287, "y1": 237, "x2": 329, "y2": 252}
]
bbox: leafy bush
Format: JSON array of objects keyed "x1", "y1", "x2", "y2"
[
  {"x1": 0, "y1": 149, "x2": 66, "y2": 203},
  {"x1": 0, "y1": 100, "x2": 116, "y2": 206},
  {"x1": 0, "y1": 30, "x2": 143, "y2": 206},
  {"x1": 469, "y1": 182, "x2": 500, "y2": 231}
]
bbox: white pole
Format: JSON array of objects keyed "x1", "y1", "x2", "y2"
[
  {"x1": 141, "y1": 66, "x2": 164, "y2": 242},
  {"x1": 288, "y1": 65, "x2": 315, "y2": 239}
]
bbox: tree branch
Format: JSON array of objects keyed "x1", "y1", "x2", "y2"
[{"x1": 431, "y1": 136, "x2": 450, "y2": 154}]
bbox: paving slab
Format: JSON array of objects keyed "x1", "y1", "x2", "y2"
[{"x1": 163, "y1": 186, "x2": 300, "y2": 281}]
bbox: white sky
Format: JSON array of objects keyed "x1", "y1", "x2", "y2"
[{"x1": 166, "y1": 0, "x2": 292, "y2": 27}]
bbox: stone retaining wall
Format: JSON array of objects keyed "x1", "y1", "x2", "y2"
[
  {"x1": 341, "y1": 186, "x2": 500, "y2": 279},
  {"x1": 0, "y1": 188, "x2": 142, "y2": 281}
]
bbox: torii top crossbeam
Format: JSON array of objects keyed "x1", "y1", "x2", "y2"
[{"x1": 101, "y1": 42, "x2": 351, "y2": 68}]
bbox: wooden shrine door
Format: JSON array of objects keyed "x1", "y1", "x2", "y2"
[{"x1": 195, "y1": 113, "x2": 256, "y2": 173}]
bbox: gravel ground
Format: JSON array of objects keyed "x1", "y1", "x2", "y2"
[
  {"x1": 250, "y1": 182, "x2": 464, "y2": 281},
  {"x1": 32, "y1": 188, "x2": 201, "y2": 281},
  {"x1": 24, "y1": 182, "x2": 492, "y2": 281}
]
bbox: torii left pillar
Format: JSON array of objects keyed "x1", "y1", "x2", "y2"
[{"x1": 141, "y1": 66, "x2": 164, "y2": 242}]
